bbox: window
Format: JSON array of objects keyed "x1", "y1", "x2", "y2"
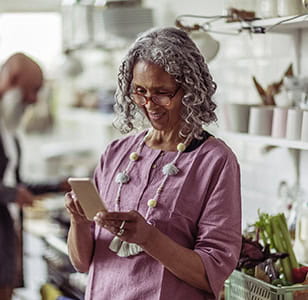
[{"x1": 0, "y1": 13, "x2": 62, "y2": 76}]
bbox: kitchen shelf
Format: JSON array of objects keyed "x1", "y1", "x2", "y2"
[
  {"x1": 220, "y1": 131, "x2": 308, "y2": 150},
  {"x1": 215, "y1": 14, "x2": 308, "y2": 33}
]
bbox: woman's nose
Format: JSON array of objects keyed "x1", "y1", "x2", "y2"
[{"x1": 144, "y1": 96, "x2": 158, "y2": 108}]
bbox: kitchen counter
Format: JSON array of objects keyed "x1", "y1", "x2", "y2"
[{"x1": 23, "y1": 195, "x2": 86, "y2": 300}]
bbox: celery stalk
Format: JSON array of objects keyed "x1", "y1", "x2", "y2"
[
  {"x1": 271, "y1": 216, "x2": 293, "y2": 283},
  {"x1": 277, "y1": 213, "x2": 299, "y2": 270},
  {"x1": 254, "y1": 212, "x2": 299, "y2": 284}
]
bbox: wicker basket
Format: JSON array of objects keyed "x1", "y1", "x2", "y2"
[{"x1": 225, "y1": 270, "x2": 308, "y2": 300}]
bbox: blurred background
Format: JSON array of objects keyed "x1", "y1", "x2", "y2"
[{"x1": 1, "y1": 0, "x2": 308, "y2": 299}]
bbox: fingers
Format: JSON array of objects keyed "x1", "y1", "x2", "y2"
[
  {"x1": 94, "y1": 210, "x2": 153, "y2": 245},
  {"x1": 98, "y1": 210, "x2": 139, "y2": 222},
  {"x1": 64, "y1": 192, "x2": 75, "y2": 214},
  {"x1": 94, "y1": 210, "x2": 143, "y2": 239},
  {"x1": 101, "y1": 220, "x2": 132, "y2": 237},
  {"x1": 94, "y1": 211, "x2": 119, "y2": 229},
  {"x1": 94, "y1": 211, "x2": 136, "y2": 227},
  {"x1": 74, "y1": 196, "x2": 85, "y2": 216},
  {"x1": 64, "y1": 192, "x2": 86, "y2": 218}
]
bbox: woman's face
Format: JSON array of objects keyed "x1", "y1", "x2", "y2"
[{"x1": 132, "y1": 60, "x2": 184, "y2": 132}]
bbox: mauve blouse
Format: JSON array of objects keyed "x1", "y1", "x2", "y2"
[{"x1": 85, "y1": 130, "x2": 242, "y2": 300}]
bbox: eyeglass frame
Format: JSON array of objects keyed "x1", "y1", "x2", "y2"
[{"x1": 129, "y1": 86, "x2": 181, "y2": 106}]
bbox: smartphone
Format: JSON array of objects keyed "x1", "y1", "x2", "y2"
[{"x1": 68, "y1": 177, "x2": 107, "y2": 221}]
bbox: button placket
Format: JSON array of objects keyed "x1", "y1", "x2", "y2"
[{"x1": 151, "y1": 151, "x2": 164, "y2": 169}]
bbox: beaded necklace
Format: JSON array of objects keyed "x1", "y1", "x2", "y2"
[{"x1": 109, "y1": 129, "x2": 191, "y2": 257}]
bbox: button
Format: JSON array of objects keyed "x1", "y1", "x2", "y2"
[
  {"x1": 147, "y1": 199, "x2": 157, "y2": 208},
  {"x1": 152, "y1": 164, "x2": 157, "y2": 169}
]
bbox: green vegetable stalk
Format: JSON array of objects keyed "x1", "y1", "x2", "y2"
[
  {"x1": 277, "y1": 214, "x2": 298, "y2": 270},
  {"x1": 255, "y1": 212, "x2": 299, "y2": 284},
  {"x1": 255, "y1": 212, "x2": 275, "y2": 248},
  {"x1": 271, "y1": 215, "x2": 293, "y2": 283}
]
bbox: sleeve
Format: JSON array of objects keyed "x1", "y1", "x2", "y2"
[
  {"x1": 0, "y1": 183, "x2": 17, "y2": 204},
  {"x1": 193, "y1": 152, "x2": 242, "y2": 299},
  {"x1": 93, "y1": 143, "x2": 110, "y2": 192},
  {"x1": 92, "y1": 142, "x2": 112, "y2": 239}
]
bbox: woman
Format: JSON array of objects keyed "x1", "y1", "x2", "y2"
[{"x1": 65, "y1": 27, "x2": 241, "y2": 300}]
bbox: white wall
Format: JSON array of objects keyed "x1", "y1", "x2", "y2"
[
  {"x1": 146, "y1": 1, "x2": 308, "y2": 228},
  {"x1": 211, "y1": 28, "x2": 308, "y2": 228},
  {"x1": 145, "y1": 0, "x2": 224, "y2": 26},
  {"x1": 0, "y1": 0, "x2": 60, "y2": 12}
]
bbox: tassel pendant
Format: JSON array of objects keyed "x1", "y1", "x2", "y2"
[
  {"x1": 162, "y1": 163, "x2": 179, "y2": 176},
  {"x1": 109, "y1": 236, "x2": 143, "y2": 257},
  {"x1": 109, "y1": 236, "x2": 122, "y2": 252}
]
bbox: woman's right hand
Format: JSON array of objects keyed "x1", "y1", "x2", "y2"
[{"x1": 65, "y1": 191, "x2": 91, "y2": 224}]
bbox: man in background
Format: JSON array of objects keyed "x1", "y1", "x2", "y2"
[{"x1": 0, "y1": 53, "x2": 67, "y2": 300}]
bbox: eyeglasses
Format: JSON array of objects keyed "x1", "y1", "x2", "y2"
[{"x1": 129, "y1": 86, "x2": 180, "y2": 106}]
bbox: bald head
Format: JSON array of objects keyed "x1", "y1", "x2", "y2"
[{"x1": 0, "y1": 53, "x2": 43, "y2": 104}]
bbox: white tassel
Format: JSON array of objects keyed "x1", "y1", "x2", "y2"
[
  {"x1": 117, "y1": 242, "x2": 143, "y2": 257},
  {"x1": 162, "y1": 163, "x2": 179, "y2": 176},
  {"x1": 115, "y1": 172, "x2": 130, "y2": 184},
  {"x1": 117, "y1": 241, "x2": 130, "y2": 257},
  {"x1": 109, "y1": 237, "x2": 143, "y2": 257},
  {"x1": 109, "y1": 236, "x2": 123, "y2": 252},
  {"x1": 128, "y1": 243, "x2": 143, "y2": 256}
]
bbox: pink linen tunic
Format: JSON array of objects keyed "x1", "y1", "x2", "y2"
[{"x1": 85, "y1": 131, "x2": 242, "y2": 300}]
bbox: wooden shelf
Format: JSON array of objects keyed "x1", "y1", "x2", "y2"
[
  {"x1": 216, "y1": 14, "x2": 308, "y2": 33},
  {"x1": 220, "y1": 131, "x2": 308, "y2": 150}
]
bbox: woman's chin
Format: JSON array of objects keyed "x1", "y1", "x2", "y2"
[{"x1": 149, "y1": 121, "x2": 165, "y2": 131}]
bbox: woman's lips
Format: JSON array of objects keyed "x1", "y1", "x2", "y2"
[{"x1": 148, "y1": 111, "x2": 164, "y2": 120}]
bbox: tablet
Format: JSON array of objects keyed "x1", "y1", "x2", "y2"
[{"x1": 68, "y1": 177, "x2": 107, "y2": 221}]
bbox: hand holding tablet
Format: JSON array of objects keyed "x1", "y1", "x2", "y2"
[{"x1": 68, "y1": 177, "x2": 107, "y2": 221}]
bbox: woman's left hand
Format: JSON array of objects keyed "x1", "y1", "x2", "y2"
[{"x1": 94, "y1": 210, "x2": 153, "y2": 246}]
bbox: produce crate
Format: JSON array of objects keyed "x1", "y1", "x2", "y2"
[{"x1": 225, "y1": 270, "x2": 308, "y2": 300}]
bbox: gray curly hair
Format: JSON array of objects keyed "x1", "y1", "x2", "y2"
[{"x1": 113, "y1": 26, "x2": 217, "y2": 139}]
